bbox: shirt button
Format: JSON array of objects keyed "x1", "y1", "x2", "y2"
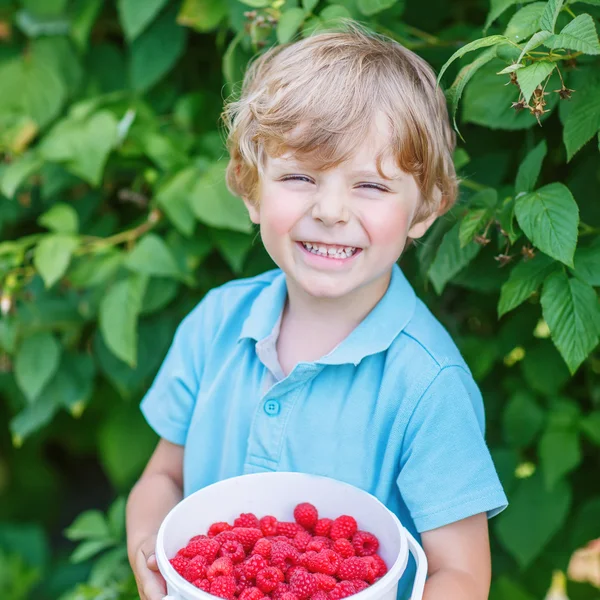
[{"x1": 264, "y1": 400, "x2": 280, "y2": 416}]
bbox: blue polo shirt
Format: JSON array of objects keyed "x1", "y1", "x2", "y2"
[{"x1": 140, "y1": 264, "x2": 507, "y2": 596}]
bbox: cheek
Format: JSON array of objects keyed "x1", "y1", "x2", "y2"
[
  {"x1": 260, "y1": 188, "x2": 305, "y2": 237},
  {"x1": 362, "y1": 204, "x2": 412, "y2": 247}
]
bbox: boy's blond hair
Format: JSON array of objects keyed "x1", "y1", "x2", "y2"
[{"x1": 222, "y1": 21, "x2": 458, "y2": 222}]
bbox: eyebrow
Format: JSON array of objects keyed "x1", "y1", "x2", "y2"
[{"x1": 270, "y1": 160, "x2": 403, "y2": 181}]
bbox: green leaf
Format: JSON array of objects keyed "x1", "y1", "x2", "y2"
[
  {"x1": 177, "y1": 0, "x2": 228, "y2": 33},
  {"x1": 320, "y1": 4, "x2": 354, "y2": 21},
  {"x1": 572, "y1": 243, "x2": 600, "y2": 285},
  {"x1": 485, "y1": 0, "x2": 538, "y2": 32},
  {"x1": 545, "y1": 13, "x2": 600, "y2": 54},
  {"x1": 521, "y1": 341, "x2": 571, "y2": 395},
  {"x1": 562, "y1": 78, "x2": 600, "y2": 161},
  {"x1": 516, "y1": 61, "x2": 555, "y2": 103},
  {"x1": 9, "y1": 393, "x2": 60, "y2": 445},
  {"x1": 498, "y1": 253, "x2": 557, "y2": 317},
  {"x1": 44, "y1": 353, "x2": 95, "y2": 415},
  {"x1": 99, "y1": 274, "x2": 148, "y2": 367},
  {"x1": 515, "y1": 139, "x2": 547, "y2": 194},
  {"x1": 356, "y1": 0, "x2": 396, "y2": 16},
  {"x1": 570, "y1": 497, "x2": 600, "y2": 551},
  {"x1": 539, "y1": 426, "x2": 581, "y2": 489},
  {"x1": 504, "y1": 2, "x2": 546, "y2": 43},
  {"x1": 541, "y1": 270, "x2": 600, "y2": 373},
  {"x1": 33, "y1": 234, "x2": 79, "y2": 288},
  {"x1": 514, "y1": 182, "x2": 579, "y2": 266},
  {"x1": 581, "y1": 412, "x2": 600, "y2": 444},
  {"x1": 277, "y1": 8, "x2": 306, "y2": 44},
  {"x1": 438, "y1": 35, "x2": 507, "y2": 85},
  {"x1": 517, "y1": 30, "x2": 554, "y2": 62},
  {"x1": 490, "y1": 577, "x2": 536, "y2": 600},
  {"x1": 155, "y1": 167, "x2": 197, "y2": 237},
  {"x1": 40, "y1": 111, "x2": 119, "y2": 186},
  {"x1": 502, "y1": 390, "x2": 545, "y2": 448},
  {"x1": 459, "y1": 208, "x2": 491, "y2": 247},
  {"x1": 303, "y1": 0, "x2": 320, "y2": 12},
  {"x1": 70, "y1": 0, "x2": 103, "y2": 50},
  {"x1": 71, "y1": 539, "x2": 115, "y2": 563},
  {"x1": 141, "y1": 277, "x2": 179, "y2": 315},
  {"x1": 117, "y1": 0, "x2": 169, "y2": 40},
  {"x1": 107, "y1": 497, "x2": 126, "y2": 541},
  {"x1": 37, "y1": 203, "x2": 79, "y2": 234},
  {"x1": 190, "y1": 162, "x2": 252, "y2": 233},
  {"x1": 539, "y1": 0, "x2": 564, "y2": 32},
  {"x1": 445, "y1": 46, "x2": 498, "y2": 131},
  {"x1": 124, "y1": 234, "x2": 181, "y2": 279},
  {"x1": 210, "y1": 229, "x2": 254, "y2": 274},
  {"x1": 64, "y1": 511, "x2": 110, "y2": 541},
  {"x1": 0, "y1": 153, "x2": 43, "y2": 199},
  {"x1": 428, "y1": 222, "x2": 481, "y2": 294},
  {"x1": 68, "y1": 250, "x2": 123, "y2": 288},
  {"x1": 496, "y1": 473, "x2": 571, "y2": 568},
  {"x1": 238, "y1": 0, "x2": 270, "y2": 6},
  {"x1": 130, "y1": 5, "x2": 188, "y2": 92},
  {"x1": 14, "y1": 332, "x2": 62, "y2": 403}
]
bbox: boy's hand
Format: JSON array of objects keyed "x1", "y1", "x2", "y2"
[{"x1": 132, "y1": 535, "x2": 167, "y2": 600}]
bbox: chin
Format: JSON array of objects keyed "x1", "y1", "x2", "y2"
[{"x1": 298, "y1": 276, "x2": 357, "y2": 299}]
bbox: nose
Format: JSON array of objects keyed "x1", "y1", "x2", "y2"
[{"x1": 311, "y1": 187, "x2": 350, "y2": 226}]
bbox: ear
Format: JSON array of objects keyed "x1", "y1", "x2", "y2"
[
  {"x1": 407, "y1": 211, "x2": 437, "y2": 239},
  {"x1": 242, "y1": 196, "x2": 260, "y2": 224}
]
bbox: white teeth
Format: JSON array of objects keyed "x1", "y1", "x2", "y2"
[{"x1": 301, "y1": 242, "x2": 357, "y2": 259}]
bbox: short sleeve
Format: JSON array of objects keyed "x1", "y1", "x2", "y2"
[
  {"x1": 397, "y1": 365, "x2": 508, "y2": 532},
  {"x1": 140, "y1": 294, "x2": 213, "y2": 446}
]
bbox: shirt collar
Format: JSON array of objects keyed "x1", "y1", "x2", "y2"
[{"x1": 238, "y1": 264, "x2": 416, "y2": 366}]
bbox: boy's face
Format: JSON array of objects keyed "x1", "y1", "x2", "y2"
[{"x1": 243, "y1": 114, "x2": 437, "y2": 300}]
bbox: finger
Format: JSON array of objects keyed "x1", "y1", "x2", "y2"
[
  {"x1": 147, "y1": 552, "x2": 159, "y2": 571},
  {"x1": 142, "y1": 571, "x2": 167, "y2": 600}
]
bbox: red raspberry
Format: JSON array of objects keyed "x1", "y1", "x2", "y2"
[
  {"x1": 361, "y1": 556, "x2": 380, "y2": 584},
  {"x1": 190, "y1": 534, "x2": 209, "y2": 542},
  {"x1": 256, "y1": 567, "x2": 285, "y2": 593},
  {"x1": 277, "y1": 521, "x2": 303, "y2": 538},
  {"x1": 270, "y1": 535, "x2": 292, "y2": 543},
  {"x1": 352, "y1": 580, "x2": 370, "y2": 593},
  {"x1": 352, "y1": 531, "x2": 379, "y2": 557},
  {"x1": 243, "y1": 554, "x2": 269, "y2": 580},
  {"x1": 311, "y1": 591, "x2": 331, "y2": 600},
  {"x1": 235, "y1": 513, "x2": 261, "y2": 529},
  {"x1": 215, "y1": 531, "x2": 239, "y2": 544},
  {"x1": 207, "y1": 556, "x2": 234, "y2": 581},
  {"x1": 314, "y1": 573, "x2": 337, "y2": 592},
  {"x1": 290, "y1": 570, "x2": 318, "y2": 599},
  {"x1": 329, "y1": 581, "x2": 356, "y2": 600},
  {"x1": 292, "y1": 530, "x2": 313, "y2": 552},
  {"x1": 337, "y1": 557, "x2": 369, "y2": 581},
  {"x1": 260, "y1": 515, "x2": 278, "y2": 537},
  {"x1": 329, "y1": 516, "x2": 357, "y2": 541},
  {"x1": 306, "y1": 537, "x2": 333, "y2": 553},
  {"x1": 314, "y1": 519, "x2": 333, "y2": 537},
  {"x1": 208, "y1": 522, "x2": 233, "y2": 537},
  {"x1": 169, "y1": 554, "x2": 189, "y2": 576},
  {"x1": 298, "y1": 551, "x2": 318, "y2": 569},
  {"x1": 332, "y1": 539, "x2": 355, "y2": 559},
  {"x1": 272, "y1": 582, "x2": 291, "y2": 600},
  {"x1": 219, "y1": 539, "x2": 246, "y2": 564},
  {"x1": 182, "y1": 538, "x2": 220, "y2": 562},
  {"x1": 294, "y1": 502, "x2": 319, "y2": 530},
  {"x1": 233, "y1": 527, "x2": 263, "y2": 552},
  {"x1": 193, "y1": 578, "x2": 211, "y2": 592},
  {"x1": 286, "y1": 565, "x2": 308, "y2": 583},
  {"x1": 252, "y1": 538, "x2": 272, "y2": 559},
  {"x1": 281, "y1": 593, "x2": 300, "y2": 600},
  {"x1": 184, "y1": 555, "x2": 208, "y2": 582},
  {"x1": 271, "y1": 541, "x2": 300, "y2": 571},
  {"x1": 210, "y1": 575, "x2": 237, "y2": 599},
  {"x1": 239, "y1": 587, "x2": 265, "y2": 600},
  {"x1": 306, "y1": 549, "x2": 341, "y2": 576},
  {"x1": 371, "y1": 554, "x2": 388, "y2": 577},
  {"x1": 236, "y1": 573, "x2": 252, "y2": 595}
]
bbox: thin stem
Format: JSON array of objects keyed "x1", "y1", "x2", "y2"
[
  {"x1": 460, "y1": 179, "x2": 488, "y2": 192},
  {"x1": 564, "y1": 5, "x2": 577, "y2": 18}
]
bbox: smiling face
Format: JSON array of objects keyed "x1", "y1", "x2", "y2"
[{"x1": 244, "y1": 114, "x2": 438, "y2": 302}]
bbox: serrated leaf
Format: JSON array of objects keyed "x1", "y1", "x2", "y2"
[
  {"x1": 516, "y1": 61, "x2": 555, "y2": 103},
  {"x1": 428, "y1": 222, "x2": 481, "y2": 294},
  {"x1": 155, "y1": 167, "x2": 197, "y2": 237},
  {"x1": 277, "y1": 8, "x2": 306, "y2": 44},
  {"x1": 496, "y1": 473, "x2": 571, "y2": 568},
  {"x1": 33, "y1": 234, "x2": 79, "y2": 288},
  {"x1": 545, "y1": 13, "x2": 600, "y2": 54},
  {"x1": 515, "y1": 139, "x2": 547, "y2": 194},
  {"x1": 539, "y1": 426, "x2": 581, "y2": 489},
  {"x1": 504, "y1": 2, "x2": 546, "y2": 43},
  {"x1": 99, "y1": 274, "x2": 148, "y2": 367},
  {"x1": 14, "y1": 332, "x2": 62, "y2": 403},
  {"x1": 541, "y1": 270, "x2": 600, "y2": 373},
  {"x1": 514, "y1": 182, "x2": 578, "y2": 266},
  {"x1": 539, "y1": 0, "x2": 564, "y2": 32},
  {"x1": 117, "y1": 0, "x2": 169, "y2": 40},
  {"x1": 502, "y1": 390, "x2": 545, "y2": 448},
  {"x1": 572, "y1": 243, "x2": 600, "y2": 285},
  {"x1": 130, "y1": 5, "x2": 187, "y2": 91},
  {"x1": 356, "y1": 0, "x2": 396, "y2": 16},
  {"x1": 485, "y1": 0, "x2": 538, "y2": 32},
  {"x1": 190, "y1": 162, "x2": 252, "y2": 233},
  {"x1": 498, "y1": 253, "x2": 557, "y2": 317},
  {"x1": 562, "y1": 78, "x2": 600, "y2": 161},
  {"x1": 459, "y1": 208, "x2": 490, "y2": 247},
  {"x1": 37, "y1": 203, "x2": 79, "y2": 234},
  {"x1": 124, "y1": 234, "x2": 181, "y2": 279},
  {"x1": 518, "y1": 30, "x2": 554, "y2": 62},
  {"x1": 177, "y1": 0, "x2": 228, "y2": 33},
  {"x1": 64, "y1": 511, "x2": 110, "y2": 541},
  {"x1": 438, "y1": 35, "x2": 506, "y2": 85}
]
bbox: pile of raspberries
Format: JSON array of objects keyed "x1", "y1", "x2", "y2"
[{"x1": 169, "y1": 502, "x2": 388, "y2": 600}]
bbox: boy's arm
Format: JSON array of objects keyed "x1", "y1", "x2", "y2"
[
  {"x1": 126, "y1": 439, "x2": 184, "y2": 600},
  {"x1": 420, "y1": 513, "x2": 491, "y2": 600}
]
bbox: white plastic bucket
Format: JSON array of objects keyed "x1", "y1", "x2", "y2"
[{"x1": 156, "y1": 472, "x2": 427, "y2": 600}]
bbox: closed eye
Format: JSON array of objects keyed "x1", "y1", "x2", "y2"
[
  {"x1": 281, "y1": 176, "x2": 389, "y2": 192},
  {"x1": 358, "y1": 183, "x2": 389, "y2": 192},
  {"x1": 280, "y1": 175, "x2": 313, "y2": 183}
]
